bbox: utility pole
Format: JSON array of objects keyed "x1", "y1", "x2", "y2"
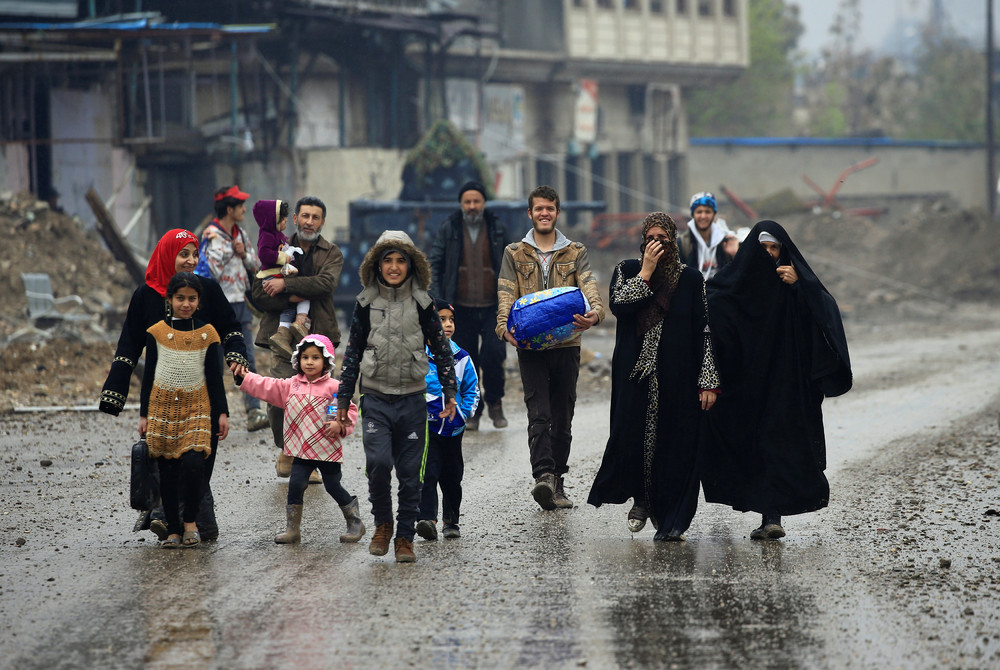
[{"x1": 988, "y1": 0, "x2": 996, "y2": 217}]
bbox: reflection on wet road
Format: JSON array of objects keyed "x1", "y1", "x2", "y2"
[{"x1": 3, "y1": 325, "x2": 1000, "y2": 667}]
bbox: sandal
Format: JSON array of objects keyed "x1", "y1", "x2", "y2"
[
  {"x1": 182, "y1": 529, "x2": 201, "y2": 547},
  {"x1": 160, "y1": 536, "x2": 182, "y2": 549}
]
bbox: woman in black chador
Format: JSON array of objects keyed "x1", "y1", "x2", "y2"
[
  {"x1": 702, "y1": 220, "x2": 852, "y2": 540},
  {"x1": 588, "y1": 212, "x2": 720, "y2": 541}
]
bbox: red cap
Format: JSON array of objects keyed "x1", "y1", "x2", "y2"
[{"x1": 214, "y1": 185, "x2": 249, "y2": 202}]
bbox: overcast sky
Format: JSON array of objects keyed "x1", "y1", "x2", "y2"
[{"x1": 796, "y1": 0, "x2": 989, "y2": 56}]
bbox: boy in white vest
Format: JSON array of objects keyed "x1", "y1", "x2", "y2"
[{"x1": 337, "y1": 231, "x2": 457, "y2": 563}]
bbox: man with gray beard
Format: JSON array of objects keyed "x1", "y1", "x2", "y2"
[
  {"x1": 252, "y1": 196, "x2": 344, "y2": 477},
  {"x1": 429, "y1": 181, "x2": 513, "y2": 430}
]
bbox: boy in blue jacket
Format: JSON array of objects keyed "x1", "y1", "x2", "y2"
[{"x1": 416, "y1": 299, "x2": 480, "y2": 540}]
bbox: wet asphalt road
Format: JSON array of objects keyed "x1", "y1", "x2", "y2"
[{"x1": 2, "y1": 319, "x2": 1000, "y2": 669}]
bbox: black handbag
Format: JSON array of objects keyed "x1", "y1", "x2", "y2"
[{"x1": 129, "y1": 438, "x2": 160, "y2": 510}]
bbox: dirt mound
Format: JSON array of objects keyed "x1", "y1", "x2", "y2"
[{"x1": 0, "y1": 191, "x2": 138, "y2": 340}]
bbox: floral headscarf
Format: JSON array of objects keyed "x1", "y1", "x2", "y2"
[{"x1": 636, "y1": 212, "x2": 683, "y2": 336}]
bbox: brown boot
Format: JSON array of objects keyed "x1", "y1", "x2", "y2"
[
  {"x1": 553, "y1": 475, "x2": 574, "y2": 509},
  {"x1": 274, "y1": 504, "x2": 302, "y2": 544},
  {"x1": 275, "y1": 451, "x2": 293, "y2": 478},
  {"x1": 290, "y1": 316, "x2": 311, "y2": 342},
  {"x1": 394, "y1": 536, "x2": 416, "y2": 563},
  {"x1": 369, "y1": 522, "x2": 393, "y2": 556},
  {"x1": 488, "y1": 401, "x2": 508, "y2": 428},
  {"x1": 308, "y1": 469, "x2": 322, "y2": 485},
  {"x1": 339, "y1": 497, "x2": 366, "y2": 543},
  {"x1": 268, "y1": 326, "x2": 295, "y2": 359}
]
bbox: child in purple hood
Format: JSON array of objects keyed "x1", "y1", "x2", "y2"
[{"x1": 253, "y1": 199, "x2": 310, "y2": 357}]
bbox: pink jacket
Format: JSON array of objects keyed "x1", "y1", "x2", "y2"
[{"x1": 239, "y1": 372, "x2": 358, "y2": 462}]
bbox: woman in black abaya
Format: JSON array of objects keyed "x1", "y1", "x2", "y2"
[
  {"x1": 702, "y1": 220, "x2": 852, "y2": 539},
  {"x1": 588, "y1": 213, "x2": 720, "y2": 541}
]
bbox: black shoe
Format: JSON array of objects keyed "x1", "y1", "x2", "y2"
[
  {"x1": 149, "y1": 519, "x2": 169, "y2": 541},
  {"x1": 531, "y1": 474, "x2": 557, "y2": 511},
  {"x1": 133, "y1": 508, "x2": 153, "y2": 533},
  {"x1": 654, "y1": 528, "x2": 686, "y2": 542},
  {"x1": 442, "y1": 523, "x2": 461, "y2": 539},
  {"x1": 416, "y1": 519, "x2": 438, "y2": 541},
  {"x1": 627, "y1": 503, "x2": 648, "y2": 533}
]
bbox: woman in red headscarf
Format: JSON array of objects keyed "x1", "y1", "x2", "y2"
[{"x1": 100, "y1": 229, "x2": 250, "y2": 539}]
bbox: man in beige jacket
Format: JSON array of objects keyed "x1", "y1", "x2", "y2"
[{"x1": 496, "y1": 185, "x2": 605, "y2": 511}]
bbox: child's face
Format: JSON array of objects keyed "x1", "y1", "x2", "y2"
[
  {"x1": 381, "y1": 251, "x2": 409, "y2": 286},
  {"x1": 169, "y1": 286, "x2": 200, "y2": 319},
  {"x1": 277, "y1": 215, "x2": 287, "y2": 232},
  {"x1": 298, "y1": 345, "x2": 327, "y2": 381},
  {"x1": 438, "y1": 308, "x2": 455, "y2": 339}
]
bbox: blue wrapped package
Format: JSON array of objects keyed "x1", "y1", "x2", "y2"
[{"x1": 508, "y1": 286, "x2": 589, "y2": 350}]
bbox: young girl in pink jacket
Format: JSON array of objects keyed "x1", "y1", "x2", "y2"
[{"x1": 238, "y1": 334, "x2": 364, "y2": 544}]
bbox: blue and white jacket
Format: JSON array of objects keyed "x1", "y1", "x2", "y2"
[{"x1": 425, "y1": 339, "x2": 480, "y2": 437}]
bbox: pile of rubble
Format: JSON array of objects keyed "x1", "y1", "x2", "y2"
[{"x1": 0, "y1": 191, "x2": 138, "y2": 342}]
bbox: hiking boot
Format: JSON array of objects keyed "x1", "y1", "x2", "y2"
[
  {"x1": 488, "y1": 401, "x2": 508, "y2": 429},
  {"x1": 247, "y1": 408, "x2": 270, "y2": 432},
  {"x1": 268, "y1": 326, "x2": 295, "y2": 359},
  {"x1": 442, "y1": 523, "x2": 461, "y2": 539},
  {"x1": 531, "y1": 473, "x2": 557, "y2": 511},
  {"x1": 394, "y1": 536, "x2": 416, "y2": 563},
  {"x1": 275, "y1": 451, "x2": 293, "y2": 478},
  {"x1": 465, "y1": 414, "x2": 480, "y2": 431},
  {"x1": 274, "y1": 504, "x2": 303, "y2": 544},
  {"x1": 553, "y1": 475, "x2": 574, "y2": 509},
  {"x1": 339, "y1": 497, "x2": 365, "y2": 543},
  {"x1": 416, "y1": 519, "x2": 438, "y2": 541},
  {"x1": 369, "y1": 522, "x2": 393, "y2": 556}
]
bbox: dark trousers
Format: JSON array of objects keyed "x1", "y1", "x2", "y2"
[
  {"x1": 418, "y1": 432, "x2": 464, "y2": 525},
  {"x1": 267, "y1": 351, "x2": 296, "y2": 451},
  {"x1": 151, "y1": 420, "x2": 219, "y2": 534},
  {"x1": 158, "y1": 450, "x2": 206, "y2": 535},
  {"x1": 361, "y1": 393, "x2": 427, "y2": 540},
  {"x1": 453, "y1": 304, "x2": 506, "y2": 408},
  {"x1": 287, "y1": 458, "x2": 353, "y2": 507},
  {"x1": 517, "y1": 347, "x2": 581, "y2": 479}
]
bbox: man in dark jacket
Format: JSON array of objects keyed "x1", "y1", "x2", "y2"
[{"x1": 429, "y1": 181, "x2": 513, "y2": 430}]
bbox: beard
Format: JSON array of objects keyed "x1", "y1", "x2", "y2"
[
  {"x1": 463, "y1": 210, "x2": 484, "y2": 227},
  {"x1": 298, "y1": 228, "x2": 320, "y2": 243}
]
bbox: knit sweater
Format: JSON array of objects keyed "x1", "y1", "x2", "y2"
[
  {"x1": 239, "y1": 371, "x2": 358, "y2": 462},
  {"x1": 140, "y1": 318, "x2": 227, "y2": 459}
]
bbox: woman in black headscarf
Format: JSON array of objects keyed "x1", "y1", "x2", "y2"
[
  {"x1": 588, "y1": 213, "x2": 720, "y2": 541},
  {"x1": 702, "y1": 220, "x2": 852, "y2": 539}
]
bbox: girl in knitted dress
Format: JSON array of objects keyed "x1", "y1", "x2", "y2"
[
  {"x1": 139, "y1": 273, "x2": 230, "y2": 548},
  {"x1": 237, "y1": 335, "x2": 364, "y2": 544}
]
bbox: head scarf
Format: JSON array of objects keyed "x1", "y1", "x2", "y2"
[
  {"x1": 146, "y1": 229, "x2": 199, "y2": 297},
  {"x1": 636, "y1": 212, "x2": 683, "y2": 336},
  {"x1": 291, "y1": 334, "x2": 336, "y2": 375}
]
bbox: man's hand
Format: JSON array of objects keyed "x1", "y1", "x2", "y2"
[
  {"x1": 263, "y1": 277, "x2": 286, "y2": 296},
  {"x1": 503, "y1": 330, "x2": 518, "y2": 346},
  {"x1": 234, "y1": 238, "x2": 246, "y2": 259},
  {"x1": 572, "y1": 310, "x2": 599, "y2": 331}
]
